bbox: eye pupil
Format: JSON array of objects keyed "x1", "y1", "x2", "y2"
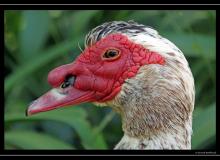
[
  {"x1": 107, "y1": 51, "x2": 117, "y2": 57},
  {"x1": 103, "y1": 49, "x2": 119, "y2": 59}
]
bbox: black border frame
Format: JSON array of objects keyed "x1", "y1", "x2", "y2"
[{"x1": 2, "y1": 4, "x2": 219, "y2": 156}]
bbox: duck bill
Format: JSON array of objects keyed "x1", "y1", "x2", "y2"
[{"x1": 26, "y1": 88, "x2": 95, "y2": 116}]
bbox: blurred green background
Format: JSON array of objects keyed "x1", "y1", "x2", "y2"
[{"x1": 4, "y1": 10, "x2": 216, "y2": 150}]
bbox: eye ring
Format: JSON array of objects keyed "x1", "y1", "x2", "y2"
[{"x1": 102, "y1": 48, "x2": 121, "y2": 61}]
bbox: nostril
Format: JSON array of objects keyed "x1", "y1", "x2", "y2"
[{"x1": 61, "y1": 75, "x2": 76, "y2": 89}]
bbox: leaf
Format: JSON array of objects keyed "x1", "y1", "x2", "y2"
[
  {"x1": 5, "y1": 106, "x2": 107, "y2": 149},
  {"x1": 162, "y1": 32, "x2": 216, "y2": 60},
  {"x1": 19, "y1": 11, "x2": 50, "y2": 60},
  {"x1": 127, "y1": 10, "x2": 161, "y2": 22},
  {"x1": 94, "y1": 111, "x2": 116, "y2": 134},
  {"x1": 5, "y1": 36, "x2": 83, "y2": 94},
  {"x1": 161, "y1": 11, "x2": 210, "y2": 32},
  {"x1": 5, "y1": 130, "x2": 74, "y2": 149},
  {"x1": 70, "y1": 10, "x2": 100, "y2": 36},
  {"x1": 192, "y1": 103, "x2": 216, "y2": 149}
]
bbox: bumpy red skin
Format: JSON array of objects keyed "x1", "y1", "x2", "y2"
[{"x1": 48, "y1": 33, "x2": 165, "y2": 103}]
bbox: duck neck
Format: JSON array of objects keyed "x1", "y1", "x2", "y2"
[
  {"x1": 114, "y1": 122, "x2": 192, "y2": 149},
  {"x1": 112, "y1": 103, "x2": 193, "y2": 149},
  {"x1": 108, "y1": 65, "x2": 194, "y2": 149}
]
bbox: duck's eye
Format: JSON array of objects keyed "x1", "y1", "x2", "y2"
[
  {"x1": 102, "y1": 49, "x2": 120, "y2": 60},
  {"x1": 61, "y1": 75, "x2": 75, "y2": 89}
]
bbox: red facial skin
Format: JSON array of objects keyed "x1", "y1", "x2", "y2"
[{"x1": 27, "y1": 33, "x2": 165, "y2": 116}]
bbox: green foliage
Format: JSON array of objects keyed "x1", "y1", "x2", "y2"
[
  {"x1": 5, "y1": 106, "x2": 107, "y2": 149},
  {"x1": 192, "y1": 103, "x2": 216, "y2": 149},
  {"x1": 4, "y1": 10, "x2": 216, "y2": 150},
  {"x1": 19, "y1": 11, "x2": 51, "y2": 60},
  {"x1": 5, "y1": 130, "x2": 74, "y2": 149}
]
